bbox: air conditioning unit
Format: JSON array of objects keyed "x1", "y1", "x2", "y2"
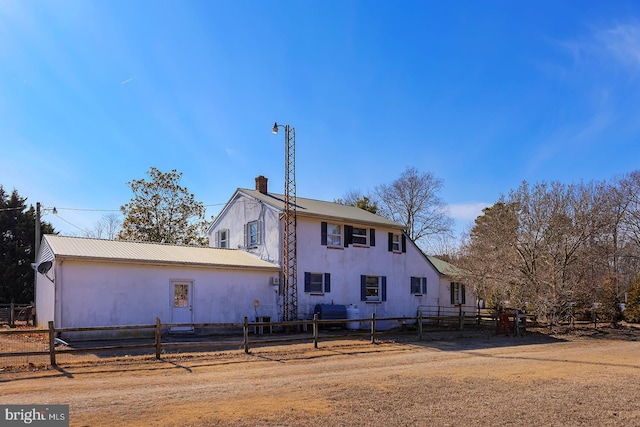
[{"x1": 270, "y1": 277, "x2": 280, "y2": 286}]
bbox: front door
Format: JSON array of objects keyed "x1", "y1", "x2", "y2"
[{"x1": 171, "y1": 281, "x2": 194, "y2": 332}]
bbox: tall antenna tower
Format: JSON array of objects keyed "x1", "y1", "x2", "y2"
[{"x1": 272, "y1": 122, "x2": 298, "y2": 321}]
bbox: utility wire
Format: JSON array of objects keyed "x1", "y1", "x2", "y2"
[{"x1": 51, "y1": 213, "x2": 87, "y2": 233}]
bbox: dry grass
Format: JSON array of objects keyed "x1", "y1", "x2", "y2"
[{"x1": 2, "y1": 326, "x2": 640, "y2": 426}]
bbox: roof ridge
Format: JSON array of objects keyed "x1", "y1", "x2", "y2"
[{"x1": 44, "y1": 234, "x2": 236, "y2": 250}]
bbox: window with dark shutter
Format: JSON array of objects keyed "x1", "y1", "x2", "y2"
[
  {"x1": 411, "y1": 277, "x2": 427, "y2": 295},
  {"x1": 324, "y1": 273, "x2": 331, "y2": 293},
  {"x1": 305, "y1": 272, "x2": 325, "y2": 293},
  {"x1": 369, "y1": 228, "x2": 375, "y2": 246},
  {"x1": 451, "y1": 282, "x2": 466, "y2": 304}
]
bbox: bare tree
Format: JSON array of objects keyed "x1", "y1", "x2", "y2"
[
  {"x1": 459, "y1": 200, "x2": 520, "y2": 310},
  {"x1": 375, "y1": 167, "x2": 453, "y2": 250},
  {"x1": 85, "y1": 213, "x2": 121, "y2": 240},
  {"x1": 461, "y1": 179, "x2": 618, "y2": 324}
]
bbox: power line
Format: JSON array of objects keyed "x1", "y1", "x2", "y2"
[{"x1": 53, "y1": 214, "x2": 87, "y2": 233}]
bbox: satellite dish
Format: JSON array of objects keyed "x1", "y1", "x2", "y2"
[{"x1": 37, "y1": 261, "x2": 53, "y2": 274}]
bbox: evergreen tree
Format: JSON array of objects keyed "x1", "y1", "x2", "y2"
[{"x1": 0, "y1": 186, "x2": 55, "y2": 303}]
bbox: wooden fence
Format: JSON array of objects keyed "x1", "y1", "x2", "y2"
[
  {"x1": 0, "y1": 303, "x2": 34, "y2": 327},
  {"x1": 0, "y1": 309, "x2": 511, "y2": 367}
]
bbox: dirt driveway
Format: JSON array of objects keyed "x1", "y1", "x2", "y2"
[{"x1": 2, "y1": 328, "x2": 640, "y2": 426}]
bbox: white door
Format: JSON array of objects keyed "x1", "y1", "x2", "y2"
[{"x1": 171, "y1": 281, "x2": 194, "y2": 332}]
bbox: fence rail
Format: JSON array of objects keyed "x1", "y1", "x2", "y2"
[
  {"x1": 0, "y1": 303, "x2": 34, "y2": 327},
  {"x1": 0, "y1": 309, "x2": 515, "y2": 368}
]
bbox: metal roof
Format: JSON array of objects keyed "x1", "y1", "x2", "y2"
[
  {"x1": 239, "y1": 188, "x2": 405, "y2": 229},
  {"x1": 427, "y1": 256, "x2": 465, "y2": 277},
  {"x1": 42, "y1": 235, "x2": 280, "y2": 270}
]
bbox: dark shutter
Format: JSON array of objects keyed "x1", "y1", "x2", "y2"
[
  {"x1": 450, "y1": 283, "x2": 455, "y2": 305},
  {"x1": 381, "y1": 276, "x2": 387, "y2": 301},
  {"x1": 324, "y1": 273, "x2": 331, "y2": 293},
  {"x1": 360, "y1": 275, "x2": 366, "y2": 301},
  {"x1": 410, "y1": 276, "x2": 415, "y2": 293},
  {"x1": 388, "y1": 232, "x2": 393, "y2": 252},
  {"x1": 370, "y1": 228, "x2": 375, "y2": 246},
  {"x1": 304, "y1": 272, "x2": 311, "y2": 293},
  {"x1": 344, "y1": 225, "x2": 353, "y2": 247},
  {"x1": 461, "y1": 284, "x2": 466, "y2": 304},
  {"x1": 321, "y1": 222, "x2": 327, "y2": 246},
  {"x1": 401, "y1": 234, "x2": 407, "y2": 253},
  {"x1": 422, "y1": 277, "x2": 427, "y2": 295}
]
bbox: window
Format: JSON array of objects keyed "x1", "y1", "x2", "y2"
[
  {"x1": 322, "y1": 222, "x2": 342, "y2": 247},
  {"x1": 388, "y1": 232, "x2": 406, "y2": 253},
  {"x1": 304, "y1": 272, "x2": 331, "y2": 293},
  {"x1": 450, "y1": 282, "x2": 466, "y2": 305},
  {"x1": 174, "y1": 284, "x2": 189, "y2": 308},
  {"x1": 352, "y1": 227, "x2": 368, "y2": 245},
  {"x1": 327, "y1": 223, "x2": 342, "y2": 247},
  {"x1": 360, "y1": 275, "x2": 387, "y2": 302},
  {"x1": 216, "y1": 229, "x2": 229, "y2": 248},
  {"x1": 411, "y1": 277, "x2": 427, "y2": 295},
  {"x1": 245, "y1": 220, "x2": 260, "y2": 247},
  {"x1": 391, "y1": 234, "x2": 401, "y2": 252}
]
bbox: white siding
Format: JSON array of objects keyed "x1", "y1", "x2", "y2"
[
  {"x1": 49, "y1": 260, "x2": 278, "y2": 328},
  {"x1": 295, "y1": 217, "x2": 440, "y2": 322},
  {"x1": 210, "y1": 193, "x2": 281, "y2": 264}
]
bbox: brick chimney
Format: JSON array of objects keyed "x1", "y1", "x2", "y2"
[{"x1": 255, "y1": 175, "x2": 268, "y2": 194}]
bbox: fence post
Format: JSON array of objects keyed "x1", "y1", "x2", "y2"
[
  {"x1": 243, "y1": 317, "x2": 249, "y2": 354},
  {"x1": 155, "y1": 318, "x2": 162, "y2": 360},
  {"x1": 459, "y1": 305, "x2": 464, "y2": 332},
  {"x1": 48, "y1": 321, "x2": 56, "y2": 366},
  {"x1": 370, "y1": 313, "x2": 376, "y2": 344},
  {"x1": 313, "y1": 313, "x2": 319, "y2": 349},
  {"x1": 418, "y1": 311, "x2": 423, "y2": 340},
  {"x1": 10, "y1": 302, "x2": 14, "y2": 328}
]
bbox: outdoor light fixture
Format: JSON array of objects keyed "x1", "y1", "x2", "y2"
[{"x1": 272, "y1": 122, "x2": 279, "y2": 134}]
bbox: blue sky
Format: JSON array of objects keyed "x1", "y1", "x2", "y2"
[{"x1": 2, "y1": 1, "x2": 640, "y2": 243}]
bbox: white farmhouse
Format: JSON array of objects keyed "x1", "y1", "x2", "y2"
[
  {"x1": 209, "y1": 176, "x2": 476, "y2": 325},
  {"x1": 34, "y1": 176, "x2": 475, "y2": 332}
]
